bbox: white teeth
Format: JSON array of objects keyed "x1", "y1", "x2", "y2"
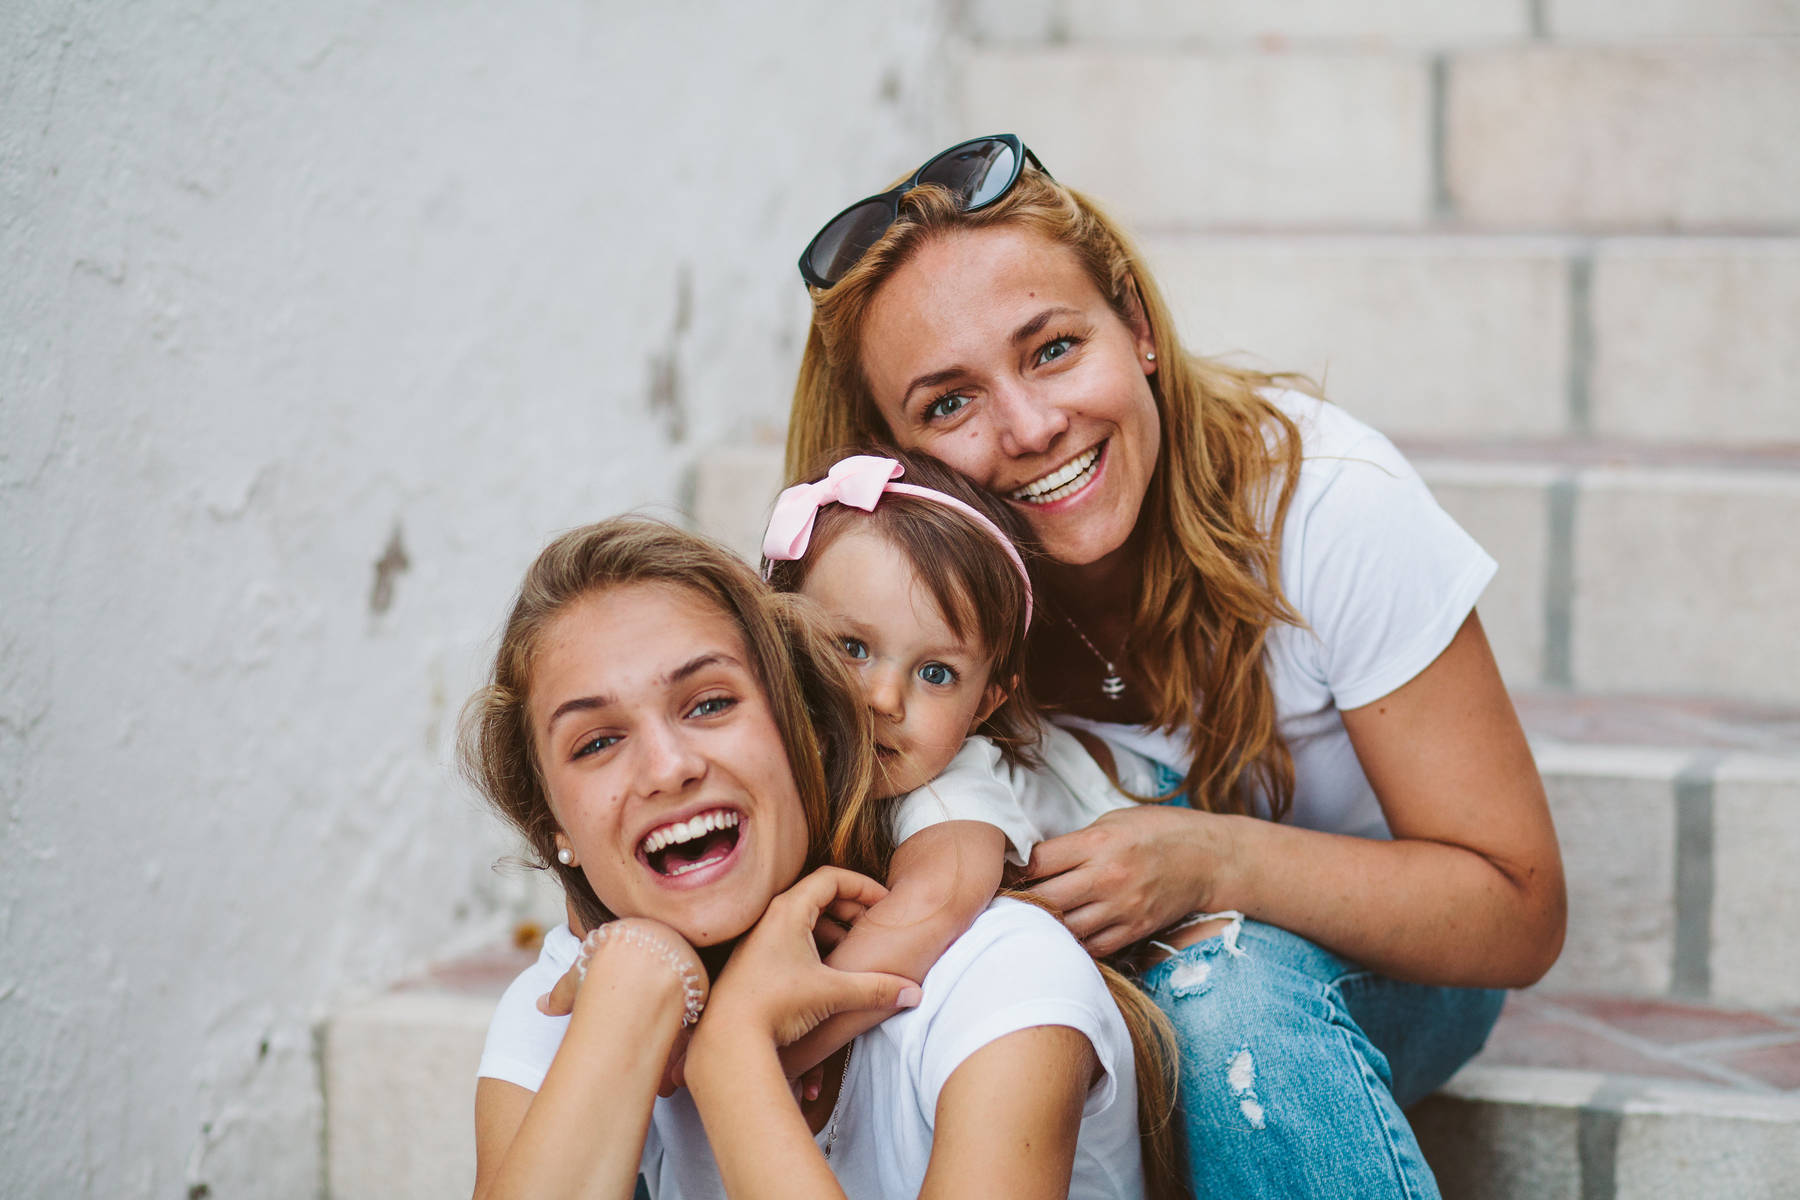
[
  {"x1": 640, "y1": 809, "x2": 740, "y2": 858},
  {"x1": 1010, "y1": 446, "x2": 1100, "y2": 504}
]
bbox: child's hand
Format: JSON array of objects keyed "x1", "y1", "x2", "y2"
[{"x1": 697, "y1": 867, "x2": 921, "y2": 1051}]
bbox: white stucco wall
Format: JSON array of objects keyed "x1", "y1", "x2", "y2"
[{"x1": 0, "y1": 3, "x2": 948, "y2": 1196}]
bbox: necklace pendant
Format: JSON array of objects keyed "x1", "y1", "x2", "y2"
[{"x1": 1101, "y1": 673, "x2": 1126, "y2": 700}]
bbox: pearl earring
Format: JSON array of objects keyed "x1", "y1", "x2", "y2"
[
  {"x1": 557, "y1": 847, "x2": 574, "y2": 866},
  {"x1": 1145, "y1": 351, "x2": 1157, "y2": 362}
]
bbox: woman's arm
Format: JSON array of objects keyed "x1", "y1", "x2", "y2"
[
  {"x1": 1025, "y1": 612, "x2": 1567, "y2": 987},
  {"x1": 471, "y1": 924, "x2": 698, "y2": 1200},
  {"x1": 780, "y1": 821, "x2": 1005, "y2": 1079}
]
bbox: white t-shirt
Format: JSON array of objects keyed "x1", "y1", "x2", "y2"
[
  {"x1": 889, "y1": 727, "x2": 1165, "y2": 864},
  {"x1": 478, "y1": 899, "x2": 1143, "y2": 1200},
  {"x1": 1060, "y1": 391, "x2": 1496, "y2": 840}
]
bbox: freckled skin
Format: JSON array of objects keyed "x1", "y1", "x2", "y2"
[{"x1": 857, "y1": 227, "x2": 1161, "y2": 579}]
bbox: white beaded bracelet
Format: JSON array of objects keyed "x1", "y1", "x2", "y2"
[{"x1": 573, "y1": 922, "x2": 708, "y2": 1027}]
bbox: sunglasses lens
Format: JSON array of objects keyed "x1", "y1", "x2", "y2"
[
  {"x1": 806, "y1": 197, "x2": 893, "y2": 286},
  {"x1": 918, "y1": 139, "x2": 1019, "y2": 209}
]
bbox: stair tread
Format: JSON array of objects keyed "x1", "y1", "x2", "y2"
[{"x1": 1515, "y1": 691, "x2": 1800, "y2": 759}]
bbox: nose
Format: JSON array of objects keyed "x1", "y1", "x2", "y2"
[
  {"x1": 991, "y1": 379, "x2": 1068, "y2": 460},
  {"x1": 865, "y1": 663, "x2": 906, "y2": 725},
  {"x1": 631, "y1": 719, "x2": 706, "y2": 799}
]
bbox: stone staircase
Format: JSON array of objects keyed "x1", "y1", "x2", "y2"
[{"x1": 323, "y1": 4, "x2": 1798, "y2": 1197}]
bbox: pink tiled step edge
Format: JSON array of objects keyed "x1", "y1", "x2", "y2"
[{"x1": 1480, "y1": 989, "x2": 1800, "y2": 1093}]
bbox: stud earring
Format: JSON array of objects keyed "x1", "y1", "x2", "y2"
[
  {"x1": 557, "y1": 847, "x2": 575, "y2": 866},
  {"x1": 1145, "y1": 351, "x2": 1157, "y2": 362}
]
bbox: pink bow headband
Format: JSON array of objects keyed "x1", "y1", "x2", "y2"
[{"x1": 762, "y1": 455, "x2": 1033, "y2": 627}]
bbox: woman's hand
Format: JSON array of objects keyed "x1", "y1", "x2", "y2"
[
  {"x1": 537, "y1": 917, "x2": 708, "y2": 1096},
  {"x1": 697, "y1": 867, "x2": 922, "y2": 1051},
  {"x1": 1023, "y1": 804, "x2": 1240, "y2": 957}
]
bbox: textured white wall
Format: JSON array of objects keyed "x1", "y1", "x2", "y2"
[{"x1": 0, "y1": 2, "x2": 947, "y2": 1196}]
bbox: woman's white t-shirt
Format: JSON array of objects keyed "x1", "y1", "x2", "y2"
[
  {"x1": 478, "y1": 898, "x2": 1144, "y2": 1200},
  {"x1": 1061, "y1": 391, "x2": 1497, "y2": 839}
]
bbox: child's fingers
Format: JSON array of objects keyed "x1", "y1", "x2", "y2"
[
  {"x1": 536, "y1": 964, "x2": 582, "y2": 1017},
  {"x1": 1022, "y1": 828, "x2": 1092, "y2": 881}
]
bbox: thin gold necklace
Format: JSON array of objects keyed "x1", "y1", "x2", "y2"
[{"x1": 1058, "y1": 609, "x2": 1127, "y2": 700}]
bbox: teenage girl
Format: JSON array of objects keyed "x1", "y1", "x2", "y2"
[{"x1": 760, "y1": 449, "x2": 1202, "y2": 1085}]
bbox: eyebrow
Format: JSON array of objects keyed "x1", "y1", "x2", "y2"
[
  {"x1": 898, "y1": 306, "x2": 1085, "y2": 407},
  {"x1": 545, "y1": 652, "x2": 741, "y2": 730}
]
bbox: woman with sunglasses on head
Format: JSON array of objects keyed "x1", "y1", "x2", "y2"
[
  {"x1": 787, "y1": 135, "x2": 1567, "y2": 1198},
  {"x1": 464, "y1": 517, "x2": 1183, "y2": 1200}
]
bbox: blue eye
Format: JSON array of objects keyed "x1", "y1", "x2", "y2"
[
  {"x1": 918, "y1": 662, "x2": 955, "y2": 686},
  {"x1": 688, "y1": 696, "x2": 735, "y2": 719},
  {"x1": 923, "y1": 392, "x2": 970, "y2": 422},
  {"x1": 1036, "y1": 335, "x2": 1077, "y2": 365},
  {"x1": 840, "y1": 638, "x2": 869, "y2": 661},
  {"x1": 573, "y1": 733, "x2": 621, "y2": 759}
]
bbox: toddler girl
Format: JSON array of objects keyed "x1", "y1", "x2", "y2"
[{"x1": 762, "y1": 450, "x2": 1191, "y2": 1082}]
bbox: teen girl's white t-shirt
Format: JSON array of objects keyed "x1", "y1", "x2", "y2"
[
  {"x1": 888, "y1": 725, "x2": 1165, "y2": 865},
  {"x1": 478, "y1": 898, "x2": 1144, "y2": 1200},
  {"x1": 1060, "y1": 391, "x2": 1498, "y2": 840}
]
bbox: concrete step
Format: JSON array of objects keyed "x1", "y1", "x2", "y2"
[
  {"x1": 689, "y1": 443, "x2": 1800, "y2": 705},
  {"x1": 1141, "y1": 234, "x2": 1800, "y2": 445},
  {"x1": 948, "y1": 42, "x2": 1800, "y2": 234},
  {"x1": 1413, "y1": 444, "x2": 1800, "y2": 704},
  {"x1": 323, "y1": 947, "x2": 529, "y2": 1200},
  {"x1": 1413, "y1": 990, "x2": 1800, "y2": 1199},
  {"x1": 961, "y1": 0, "x2": 1800, "y2": 44},
  {"x1": 1523, "y1": 704, "x2": 1800, "y2": 1008},
  {"x1": 323, "y1": 925, "x2": 1800, "y2": 1200}
]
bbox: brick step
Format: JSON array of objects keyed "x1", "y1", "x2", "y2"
[
  {"x1": 950, "y1": 42, "x2": 1800, "y2": 232},
  {"x1": 1140, "y1": 233, "x2": 1800, "y2": 444},
  {"x1": 1414, "y1": 990, "x2": 1800, "y2": 1198},
  {"x1": 323, "y1": 955, "x2": 1800, "y2": 1199},
  {"x1": 690, "y1": 445, "x2": 1800, "y2": 705}
]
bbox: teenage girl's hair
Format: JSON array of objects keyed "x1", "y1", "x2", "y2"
[
  {"x1": 788, "y1": 167, "x2": 1309, "y2": 822},
  {"x1": 458, "y1": 516, "x2": 878, "y2": 931},
  {"x1": 764, "y1": 446, "x2": 1041, "y2": 774}
]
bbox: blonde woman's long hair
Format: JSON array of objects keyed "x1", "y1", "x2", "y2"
[{"x1": 788, "y1": 168, "x2": 1310, "y2": 821}]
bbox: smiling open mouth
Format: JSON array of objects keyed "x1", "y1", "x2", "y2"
[
  {"x1": 1010, "y1": 444, "x2": 1101, "y2": 505},
  {"x1": 640, "y1": 810, "x2": 742, "y2": 877}
]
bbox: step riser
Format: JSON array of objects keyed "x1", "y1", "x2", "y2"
[
  {"x1": 690, "y1": 450, "x2": 1800, "y2": 706},
  {"x1": 1539, "y1": 751, "x2": 1800, "y2": 1008},
  {"x1": 324, "y1": 995, "x2": 482, "y2": 1200},
  {"x1": 953, "y1": 45, "x2": 1800, "y2": 232},
  {"x1": 962, "y1": 0, "x2": 1800, "y2": 43},
  {"x1": 1428, "y1": 464, "x2": 1800, "y2": 704},
  {"x1": 1142, "y1": 236, "x2": 1800, "y2": 445},
  {"x1": 1412, "y1": 1067, "x2": 1800, "y2": 1200}
]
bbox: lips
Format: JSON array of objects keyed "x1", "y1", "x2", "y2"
[
  {"x1": 638, "y1": 808, "x2": 742, "y2": 878},
  {"x1": 1010, "y1": 443, "x2": 1102, "y2": 505}
]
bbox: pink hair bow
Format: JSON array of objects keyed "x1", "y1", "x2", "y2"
[
  {"x1": 762, "y1": 455, "x2": 904, "y2": 562},
  {"x1": 762, "y1": 454, "x2": 1033, "y2": 626}
]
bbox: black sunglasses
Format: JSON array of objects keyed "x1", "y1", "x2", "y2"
[{"x1": 798, "y1": 134, "x2": 1050, "y2": 290}]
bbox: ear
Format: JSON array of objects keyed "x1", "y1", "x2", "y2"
[
  {"x1": 1121, "y1": 276, "x2": 1157, "y2": 376},
  {"x1": 970, "y1": 676, "x2": 1011, "y2": 732}
]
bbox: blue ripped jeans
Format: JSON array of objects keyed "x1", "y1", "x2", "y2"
[{"x1": 1136, "y1": 917, "x2": 1503, "y2": 1198}]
